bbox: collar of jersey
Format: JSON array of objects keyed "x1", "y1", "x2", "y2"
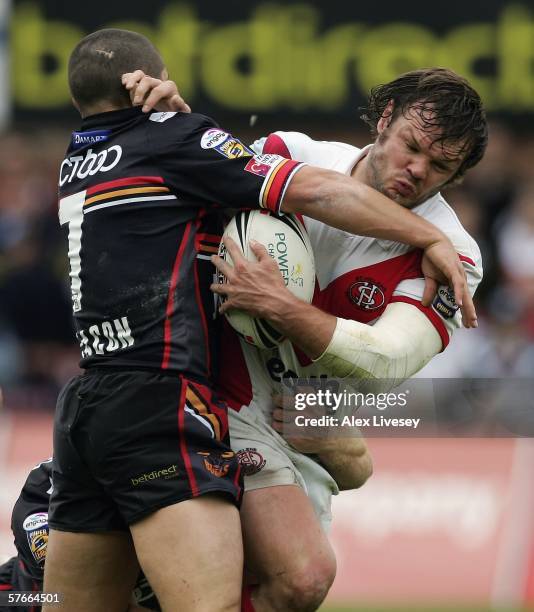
[{"x1": 80, "y1": 106, "x2": 145, "y2": 130}]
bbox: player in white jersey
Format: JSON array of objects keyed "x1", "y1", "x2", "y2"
[
  {"x1": 212, "y1": 68, "x2": 486, "y2": 612},
  {"x1": 119, "y1": 67, "x2": 486, "y2": 611}
]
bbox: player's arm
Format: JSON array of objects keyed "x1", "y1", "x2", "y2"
[
  {"x1": 213, "y1": 239, "x2": 427, "y2": 491},
  {"x1": 282, "y1": 166, "x2": 474, "y2": 325},
  {"x1": 213, "y1": 239, "x2": 442, "y2": 389},
  {"x1": 301, "y1": 438, "x2": 373, "y2": 491},
  {"x1": 317, "y1": 439, "x2": 373, "y2": 490},
  {"x1": 271, "y1": 396, "x2": 373, "y2": 490}
]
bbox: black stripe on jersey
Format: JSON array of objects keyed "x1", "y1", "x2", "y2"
[
  {"x1": 187, "y1": 383, "x2": 212, "y2": 413},
  {"x1": 253, "y1": 319, "x2": 278, "y2": 349},
  {"x1": 199, "y1": 239, "x2": 220, "y2": 248},
  {"x1": 235, "y1": 210, "x2": 251, "y2": 253},
  {"x1": 259, "y1": 318, "x2": 284, "y2": 344}
]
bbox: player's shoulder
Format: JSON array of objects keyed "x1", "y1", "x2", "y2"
[
  {"x1": 419, "y1": 193, "x2": 482, "y2": 275},
  {"x1": 253, "y1": 131, "x2": 363, "y2": 172},
  {"x1": 20, "y1": 459, "x2": 54, "y2": 503},
  {"x1": 145, "y1": 111, "x2": 218, "y2": 139},
  {"x1": 146, "y1": 110, "x2": 214, "y2": 127}
]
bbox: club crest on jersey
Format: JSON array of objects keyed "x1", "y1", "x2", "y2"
[
  {"x1": 348, "y1": 279, "x2": 386, "y2": 311},
  {"x1": 236, "y1": 448, "x2": 266, "y2": 476},
  {"x1": 197, "y1": 451, "x2": 235, "y2": 478},
  {"x1": 200, "y1": 128, "x2": 252, "y2": 159},
  {"x1": 28, "y1": 528, "x2": 48, "y2": 566},
  {"x1": 432, "y1": 286, "x2": 459, "y2": 319},
  {"x1": 23, "y1": 513, "x2": 49, "y2": 567}
]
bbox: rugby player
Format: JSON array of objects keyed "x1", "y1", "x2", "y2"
[
  {"x1": 0, "y1": 460, "x2": 159, "y2": 612},
  {"x1": 211, "y1": 68, "x2": 486, "y2": 612},
  {"x1": 126, "y1": 67, "x2": 485, "y2": 612},
  {"x1": 45, "y1": 27, "x2": 477, "y2": 612}
]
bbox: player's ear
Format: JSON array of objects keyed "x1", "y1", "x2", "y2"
[
  {"x1": 377, "y1": 99, "x2": 394, "y2": 134},
  {"x1": 160, "y1": 67, "x2": 169, "y2": 80}
]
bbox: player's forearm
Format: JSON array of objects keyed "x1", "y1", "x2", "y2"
[
  {"x1": 268, "y1": 301, "x2": 441, "y2": 389},
  {"x1": 283, "y1": 166, "x2": 446, "y2": 250},
  {"x1": 262, "y1": 291, "x2": 336, "y2": 359},
  {"x1": 313, "y1": 303, "x2": 442, "y2": 385},
  {"x1": 316, "y1": 438, "x2": 373, "y2": 491}
]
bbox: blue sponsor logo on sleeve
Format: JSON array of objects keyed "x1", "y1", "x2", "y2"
[{"x1": 71, "y1": 129, "x2": 111, "y2": 149}]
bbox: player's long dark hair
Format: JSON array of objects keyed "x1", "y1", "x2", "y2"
[{"x1": 360, "y1": 68, "x2": 488, "y2": 181}]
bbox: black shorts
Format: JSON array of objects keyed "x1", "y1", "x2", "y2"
[{"x1": 49, "y1": 370, "x2": 242, "y2": 531}]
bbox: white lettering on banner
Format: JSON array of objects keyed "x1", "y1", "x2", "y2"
[
  {"x1": 332, "y1": 474, "x2": 502, "y2": 548},
  {"x1": 59, "y1": 145, "x2": 122, "y2": 186}
]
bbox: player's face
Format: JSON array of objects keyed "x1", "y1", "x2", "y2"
[{"x1": 364, "y1": 105, "x2": 466, "y2": 208}]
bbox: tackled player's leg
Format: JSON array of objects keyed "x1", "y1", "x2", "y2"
[
  {"x1": 230, "y1": 407, "x2": 338, "y2": 612},
  {"x1": 241, "y1": 485, "x2": 336, "y2": 612}
]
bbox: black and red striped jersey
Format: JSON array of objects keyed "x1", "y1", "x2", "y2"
[{"x1": 58, "y1": 108, "x2": 303, "y2": 379}]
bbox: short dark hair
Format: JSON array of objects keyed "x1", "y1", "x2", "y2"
[
  {"x1": 360, "y1": 68, "x2": 488, "y2": 180},
  {"x1": 68, "y1": 29, "x2": 165, "y2": 113}
]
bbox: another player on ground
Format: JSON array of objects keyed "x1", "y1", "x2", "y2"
[{"x1": 0, "y1": 459, "x2": 158, "y2": 612}]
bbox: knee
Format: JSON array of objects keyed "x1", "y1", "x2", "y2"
[{"x1": 270, "y1": 553, "x2": 336, "y2": 611}]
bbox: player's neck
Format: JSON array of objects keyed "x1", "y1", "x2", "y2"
[
  {"x1": 79, "y1": 101, "x2": 132, "y2": 119},
  {"x1": 350, "y1": 153, "x2": 371, "y2": 187}
]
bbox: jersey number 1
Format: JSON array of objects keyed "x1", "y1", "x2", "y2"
[{"x1": 59, "y1": 190, "x2": 85, "y2": 313}]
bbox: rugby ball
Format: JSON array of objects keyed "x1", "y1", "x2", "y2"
[{"x1": 218, "y1": 210, "x2": 315, "y2": 349}]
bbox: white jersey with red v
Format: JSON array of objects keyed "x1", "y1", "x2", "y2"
[{"x1": 216, "y1": 131, "x2": 482, "y2": 414}]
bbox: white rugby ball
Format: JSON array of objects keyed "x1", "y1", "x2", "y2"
[{"x1": 218, "y1": 210, "x2": 315, "y2": 349}]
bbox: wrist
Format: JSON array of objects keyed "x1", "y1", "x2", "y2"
[
  {"x1": 260, "y1": 289, "x2": 336, "y2": 359},
  {"x1": 420, "y1": 229, "x2": 448, "y2": 251},
  {"x1": 264, "y1": 289, "x2": 303, "y2": 330}
]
